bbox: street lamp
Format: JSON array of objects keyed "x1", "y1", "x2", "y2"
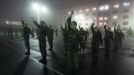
[{"x1": 32, "y1": 3, "x2": 48, "y2": 24}]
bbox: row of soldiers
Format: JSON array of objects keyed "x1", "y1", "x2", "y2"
[
  {"x1": 61, "y1": 11, "x2": 124, "y2": 73},
  {"x1": 21, "y1": 20, "x2": 54, "y2": 64},
  {"x1": 21, "y1": 11, "x2": 124, "y2": 73}
]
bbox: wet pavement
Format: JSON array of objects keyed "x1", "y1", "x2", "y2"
[{"x1": 0, "y1": 35, "x2": 134, "y2": 75}]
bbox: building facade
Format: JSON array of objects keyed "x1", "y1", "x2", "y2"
[{"x1": 57, "y1": 0, "x2": 133, "y2": 33}]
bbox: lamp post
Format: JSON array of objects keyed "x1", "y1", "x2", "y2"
[{"x1": 32, "y1": 3, "x2": 48, "y2": 24}]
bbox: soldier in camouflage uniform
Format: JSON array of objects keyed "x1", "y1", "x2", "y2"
[
  {"x1": 21, "y1": 20, "x2": 34, "y2": 55},
  {"x1": 91, "y1": 21, "x2": 103, "y2": 65},
  {"x1": 62, "y1": 11, "x2": 84, "y2": 72},
  {"x1": 33, "y1": 21, "x2": 48, "y2": 64}
]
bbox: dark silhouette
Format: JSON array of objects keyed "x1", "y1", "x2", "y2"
[
  {"x1": 104, "y1": 24, "x2": 113, "y2": 57},
  {"x1": 91, "y1": 21, "x2": 103, "y2": 65},
  {"x1": 21, "y1": 20, "x2": 34, "y2": 55},
  {"x1": 33, "y1": 21, "x2": 48, "y2": 64},
  {"x1": 14, "y1": 56, "x2": 29, "y2": 75},
  {"x1": 47, "y1": 25, "x2": 54, "y2": 51},
  {"x1": 113, "y1": 26, "x2": 120, "y2": 52},
  {"x1": 119, "y1": 30, "x2": 124, "y2": 48}
]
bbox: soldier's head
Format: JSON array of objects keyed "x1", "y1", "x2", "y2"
[
  {"x1": 71, "y1": 21, "x2": 77, "y2": 29},
  {"x1": 40, "y1": 21, "x2": 46, "y2": 26},
  {"x1": 108, "y1": 27, "x2": 111, "y2": 31}
]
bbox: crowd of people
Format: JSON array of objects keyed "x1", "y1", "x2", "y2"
[{"x1": 21, "y1": 11, "x2": 125, "y2": 74}]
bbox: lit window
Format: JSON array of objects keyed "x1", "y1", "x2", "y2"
[
  {"x1": 123, "y1": 21, "x2": 128, "y2": 25},
  {"x1": 99, "y1": 6, "x2": 105, "y2": 11},
  {"x1": 113, "y1": 4, "x2": 119, "y2": 8},
  {"x1": 104, "y1": 17, "x2": 108, "y2": 20},
  {"x1": 112, "y1": 15, "x2": 118, "y2": 19},
  {"x1": 99, "y1": 22, "x2": 103, "y2": 25},
  {"x1": 123, "y1": 15, "x2": 129, "y2": 19},
  {"x1": 105, "y1": 5, "x2": 110, "y2": 10},
  {"x1": 113, "y1": 11, "x2": 118, "y2": 14},
  {"x1": 124, "y1": 9, "x2": 129, "y2": 13},
  {"x1": 79, "y1": 10, "x2": 83, "y2": 13},
  {"x1": 123, "y1": 2, "x2": 130, "y2": 7},
  {"x1": 122, "y1": 27, "x2": 128, "y2": 31},
  {"x1": 92, "y1": 7, "x2": 97, "y2": 11},
  {"x1": 99, "y1": 5, "x2": 110, "y2": 11},
  {"x1": 85, "y1": 9, "x2": 90, "y2": 12},
  {"x1": 99, "y1": 17, "x2": 103, "y2": 21}
]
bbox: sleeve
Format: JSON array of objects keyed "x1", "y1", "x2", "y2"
[
  {"x1": 104, "y1": 25, "x2": 107, "y2": 32},
  {"x1": 78, "y1": 31, "x2": 85, "y2": 49},
  {"x1": 67, "y1": 16, "x2": 72, "y2": 30},
  {"x1": 99, "y1": 32, "x2": 103, "y2": 44},
  {"x1": 91, "y1": 23, "x2": 95, "y2": 33}
]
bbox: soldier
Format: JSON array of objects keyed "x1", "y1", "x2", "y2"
[
  {"x1": 55, "y1": 28, "x2": 58, "y2": 37},
  {"x1": 62, "y1": 11, "x2": 84, "y2": 72},
  {"x1": 91, "y1": 21, "x2": 103, "y2": 65},
  {"x1": 33, "y1": 21, "x2": 48, "y2": 64},
  {"x1": 79, "y1": 27, "x2": 86, "y2": 55},
  {"x1": 104, "y1": 23, "x2": 113, "y2": 57},
  {"x1": 47, "y1": 25, "x2": 54, "y2": 51},
  {"x1": 21, "y1": 20, "x2": 34, "y2": 55},
  {"x1": 119, "y1": 30, "x2": 124, "y2": 48},
  {"x1": 113, "y1": 25, "x2": 120, "y2": 52}
]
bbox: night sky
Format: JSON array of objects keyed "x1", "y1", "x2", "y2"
[{"x1": 0, "y1": 0, "x2": 123, "y2": 21}]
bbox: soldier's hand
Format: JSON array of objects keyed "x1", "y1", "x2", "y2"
[{"x1": 21, "y1": 20, "x2": 25, "y2": 24}]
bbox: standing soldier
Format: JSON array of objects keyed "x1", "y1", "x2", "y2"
[
  {"x1": 113, "y1": 25, "x2": 120, "y2": 52},
  {"x1": 104, "y1": 23, "x2": 113, "y2": 57},
  {"x1": 62, "y1": 11, "x2": 84, "y2": 73},
  {"x1": 33, "y1": 21, "x2": 48, "y2": 64},
  {"x1": 91, "y1": 21, "x2": 103, "y2": 65},
  {"x1": 55, "y1": 28, "x2": 58, "y2": 37},
  {"x1": 79, "y1": 27, "x2": 86, "y2": 55},
  {"x1": 21, "y1": 20, "x2": 34, "y2": 55},
  {"x1": 47, "y1": 25, "x2": 54, "y2": 51},
  {"x1": 119, "y1": 30, "x2": 124, "y2": 48}
]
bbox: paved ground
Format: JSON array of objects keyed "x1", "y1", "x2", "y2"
[{"x1": 0, "y1": 34, "x2": 134, "y2": 75}]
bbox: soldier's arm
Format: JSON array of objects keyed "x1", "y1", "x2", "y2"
[
  {"x1": 91, "y1": 22, "x2": 95, "y2": 33},
  {"x1": 21, "y1": 20, "x2": 25, "y2": 28},
  {"x1": 104, "y1": 24, "x2": 107, "y2": 32},
  {"x1": 28, "y1": 28, "x2": 34, "y2": 37},
  {"x1": 67, "y1": 11, "x2": 73, "y2": 30},
  {"x1": 33, "y1": 21, "x2": 40, "y2": 27},
  {"x1": 111, "y1": 32, "x2": 114, "y2": 43},
  {"x1": 100, "y1": 32, "x2": 103, "y2": 44}
]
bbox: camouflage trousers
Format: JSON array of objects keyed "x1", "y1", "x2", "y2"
[{"x1": 67, "y1": 52, "x2": 80, "y2": 70}]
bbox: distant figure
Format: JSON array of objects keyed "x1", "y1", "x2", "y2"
[
  {"x1": 91, "y1": 21, "x2": 103, "y2": 65},
  {"x1": 33, "y1": 21, "x2": 48, "y2": 64},
  {"x1": 79, "y1": 27, "x2": 86, "y2": 55},
  {"x1": 21, "y1": 20, "x2": 34, "y2": 55},
  {"x1": 119, "y1": 30, "x2": 124, "y2": 48},
  {"x1": 55, "y1": 28, "x2": 58, "y2": 37},
  {"x1": 104, "y1": 24, "x2": 113, "y2": 57},
  {"x1": 113, "y1": 26, "x2": 120, "y2": 52},
  {"x1": 47, "y1": 25, "x2": 54, "y2": 51}
]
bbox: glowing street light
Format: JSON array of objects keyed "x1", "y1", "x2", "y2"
[
  {"x1": 32, "y1": 3, "x2": 48, "y2": 24},
  {"x1": 6, "y1": 21, "x2": 9, "y2": 24}
]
